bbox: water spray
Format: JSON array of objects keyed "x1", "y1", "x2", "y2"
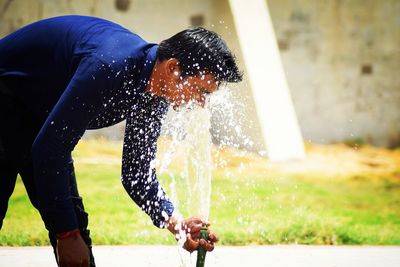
[{"x1": 160, "y1": 104, "x2": 214, "y2": 266}]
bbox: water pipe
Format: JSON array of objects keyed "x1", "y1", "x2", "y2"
[{"x1": 196, "y1": 224, "x2": 209, "y2": 267}]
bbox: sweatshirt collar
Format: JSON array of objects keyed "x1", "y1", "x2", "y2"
[{"x1": 138, "y1": 44, "x2": 158, "y2": 92}]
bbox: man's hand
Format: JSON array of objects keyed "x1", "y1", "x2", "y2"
[
  {"x1": 56, "y1": 230, "x2": 89, "y2": 267},
  {"x1": 166, "y1": 216, "x2": 219, "y2": 253}
]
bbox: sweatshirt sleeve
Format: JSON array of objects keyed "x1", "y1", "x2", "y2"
[
  {"x1": 32, "y1": 56, "x2": 112, "y2": 233},
  {"x1": 121, "y1": 98, "x2": 174, "y2": 228}
]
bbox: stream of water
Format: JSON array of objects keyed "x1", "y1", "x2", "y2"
[
  {"x1": 159, "y1": 103, "x2": 212, "y2": 266},
  {"x1": 158, "y1": 88, "x2": 245, "y2": 266}
]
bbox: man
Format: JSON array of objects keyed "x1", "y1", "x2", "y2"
[{"x1": 0, "y1": 15, "x2": 242, "y2": 266}]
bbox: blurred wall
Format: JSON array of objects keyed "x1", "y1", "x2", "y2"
[
  {"x1": 267, "y1": 0, "x2": 400, "y2": 147},
  {"x1": 1, "y1": 0, "x2": 399, "y2": 148}
]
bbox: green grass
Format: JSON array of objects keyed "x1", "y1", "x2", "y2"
[{"x1": 1, "y1": 139, "x2": 399, "y2": 246}]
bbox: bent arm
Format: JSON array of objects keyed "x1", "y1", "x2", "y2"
[{"x1": 121, "y1": 96, "x2": 173, "y2": 228}]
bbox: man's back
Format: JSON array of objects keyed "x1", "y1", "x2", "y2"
[{"x1": 0, "y1": 15, "x2": 153, "y2": 123}]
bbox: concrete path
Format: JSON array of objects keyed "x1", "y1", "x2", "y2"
[{"x1": 0, "y1": 245, "x2": 399, "y2": 267}]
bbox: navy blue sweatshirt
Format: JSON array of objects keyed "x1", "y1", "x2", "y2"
[{"x1": 0, "y1": 15, "x2": 174, "y2": 233}]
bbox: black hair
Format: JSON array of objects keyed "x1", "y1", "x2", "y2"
[{"x1": 157, "y1": 27, "x2": 243, "y2": 83}]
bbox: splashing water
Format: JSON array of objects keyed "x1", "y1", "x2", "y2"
[
  {"x1": 160, "y1": 101, "x2": 213, "y2": 218},
  {"x1": 181, "y1": 106, "x2": 212, "y2": 221},
  {"x1": 159, "y1": 87, "x2": 252, "y2": 266},
  {"x1": 160, "y1": 102, "x2": 212, "y2": 266}
]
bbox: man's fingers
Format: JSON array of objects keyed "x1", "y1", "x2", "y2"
[
  {"x1": 182, "y1": 222, "x2": 201, "y2": 232},
  {"x1": 189, "y1": 224, "x2": 202, "y2": 234},
  {"x1": 191, "y1": 231, "x2": 200, "y2": 240},
  {"x1": 179, "y1": 217, "x2": 217, "y2": 253},
  {"x1": 192, "y1": 229, "x2": 217, "y2": 240},
  {"x1": 208, "y1": 231, "x2": 219, "y2": 243},
  {"x1": 186, "y1": 217, "x2": 202, "y2": 226},
  {"x1": 199, "y1": 239, "x2": 214, "y2": 252},
  {"x1": 186, "y1": 221, "x2": 203, "y2": 229},
  {"x1": 185, "y1": 217, "x2": 210, "y2": 228},
  {"x1": 183, "y1": 234, "x2": 199, "y2": 252}
]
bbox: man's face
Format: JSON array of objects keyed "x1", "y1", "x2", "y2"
[{"x1": 166, "y1": 73, "x2": 219, "y2": 110}]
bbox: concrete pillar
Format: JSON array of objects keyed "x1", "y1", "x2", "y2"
[{"x1": 228, "y1": 0, "x2": 305, "y2": 160}]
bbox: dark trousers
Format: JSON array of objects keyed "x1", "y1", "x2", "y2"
[{"x1": 0, "y1": 80, "x2": 95, "y2": 266}]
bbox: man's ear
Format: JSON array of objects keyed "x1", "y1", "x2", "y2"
[{"x1": 164, "y1": 58, "x2": 180, "y2": 81}]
